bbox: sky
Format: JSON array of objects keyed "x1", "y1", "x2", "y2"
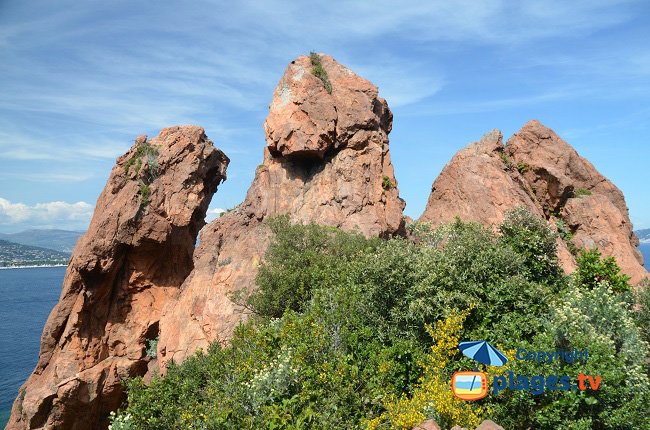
[{"x1": 0, "y1": 0, "x2": 649, "y2": 233}]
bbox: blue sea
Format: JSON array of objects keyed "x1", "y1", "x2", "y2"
[
  {"x1": 0, "y1": 266, "x2": 65, "y2": 427},
  {"x1": 640, "y1": 243, "x2": 649, "y2": 265}
]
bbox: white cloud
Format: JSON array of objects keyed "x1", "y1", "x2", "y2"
[
  {"x1": 205, "y1": 207, "x2": 226, "y2": 223},
  {"x1": 0, "y1": 0, "x2": 648, "y2": 229},
  {"x1": 0, "y1": 197, "x2": 93, "y2": 230}
]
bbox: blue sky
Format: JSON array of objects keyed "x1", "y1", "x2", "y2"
[{"x1": 1, "y1": 0, "x2": 649, "y2": 233}]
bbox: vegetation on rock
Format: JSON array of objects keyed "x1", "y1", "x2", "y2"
[
  {"x1": 573, "y1": 187, "x2": 592, "y2": 197},
  {"x1": 124, "y1": 138, "x2": 159, "y2": 208},
  {"x1": 382, "y1": 175, "x2": 393, "y2": 190},
  {"x1": 309, "y1": 52, "x2": 333, "y2": 94},
  {"x1": 113, "y1": 209, "x2": 649, "y2": 429}
]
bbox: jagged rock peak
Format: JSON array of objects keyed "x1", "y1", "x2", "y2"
[
  {"x1": 242, "y1": 53, "x2": 405, "y2": 236},
  {"x1": 506, "y1": 119, "x2": 646, "y2": 284},
  {"x1": 466, "y1": 128, "x2": 503, "y2": 155},
  {"x1": 420, "y1": 127, "x2": 543, "y2": 228},
  {"x1": 7, "y1": 125, "x2": 228, "y2": 430},
  {"x1": 506, "y1": 119, "x2": 627, "y2": 217},
  {"x1": 157, "y1": 53, "x2": 406, "y2": 369},
  {"x1": 420, "y1": 120, "x2": 648, "y2": 284},
  {"x1": 264, "y1": 53, "x2": 392, "y2": 160}
]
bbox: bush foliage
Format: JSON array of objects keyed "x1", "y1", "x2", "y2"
[
  {"x1": 114, "y1": 209, "x2": 649, "y2": 429},
  {"x1": 309, "y1": 52, "x2": 332, "y2": 94}
]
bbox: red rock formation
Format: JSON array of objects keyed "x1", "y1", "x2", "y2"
[
  {"x1": 420, "y1": 120, "x2": 648, "y2": 284},
  {"x1": 157, "y1": 54, "x2": 405, "y2": 367},
  {"x1": 414, "y1": 419, "x2": 441, "y2": 430},
  {"x1": 419, "y1": 129, "x2": 543, "y2": 227},
  {"x1": 506, "y1": 120, "x2": 646, "y2": 284},
  {"x1": 6, "y1": 126, "x2": 228, "y2": 430}
]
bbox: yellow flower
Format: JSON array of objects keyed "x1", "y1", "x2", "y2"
[{"x1": 367, "y1": 308, "x2": 486, "y2": 429}]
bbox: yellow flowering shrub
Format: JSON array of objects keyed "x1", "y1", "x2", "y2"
[{"x1": 367, "y1": 308, "x2": 487, "y2": 429}]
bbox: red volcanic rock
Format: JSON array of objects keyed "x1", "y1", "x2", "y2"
[
  {"x1": 6, "y1": 126, "x2": 228, "y2": 430},
  {"x1": 506, "y1": 120, "x2": 646, "y2": 284},
  {"x1": 420, "y1": 129, "x2": 543, "y2": 228},
  {"x1": 413, "y1": 419, "x2": 442, "y2": 430},
  {"x1": 420, "y1": 120, "x2": 648, "y2": 284},
  {"x1": 158, "y1": 54, "x2": 405, "y2": 367},
  {"x1": 475, "y1": 420, "x2": 504, "y2": 430}
]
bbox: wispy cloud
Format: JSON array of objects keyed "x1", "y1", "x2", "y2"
[
  {"x1": 0, "y1": 197, "x2": 93, "y2": 230},
  {"x1": 205, "y1": 207, "x2": 226, "y2": 223},
  {"x1": 0, "y1": 0, "x2": 649, "y2": 229}
]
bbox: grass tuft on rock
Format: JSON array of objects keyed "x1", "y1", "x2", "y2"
[
  {"x1": 124, "y1": 137, "x2": 160, "y2": 209},
  {"x1": 309, "y1": 51, "x2": 333, "y2": 94}
]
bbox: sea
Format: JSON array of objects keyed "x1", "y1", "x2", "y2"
[
  {"x1": 0, "y1": 266, "x2": 65, "y2": 427},
  {"x1": 1, "y1": 246, "x2": 650, "y2": 427},
  {"x1": 641, "y1": 243, "x2": 650, "y2": 270}
]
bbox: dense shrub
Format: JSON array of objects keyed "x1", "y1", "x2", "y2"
[
  {"x1": 114, "y1": 210, "x2": 649, "y2": 429},
  {"x1": 635, "y1": 284, "x2": 650, "y2": 344},
  {"x1": 490, "y1": 281, "x2": 649, "y2": 429},
  {"x1": 499, "y1": 207, "x2": 563, "y2": 284},
  {"x1": 249, "y1": 216, "x2": 380, "y2": 318},
  {"x1": 575, "y1": 248, "x2": 631, "y2": 293}
]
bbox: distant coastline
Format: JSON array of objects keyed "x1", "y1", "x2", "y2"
[{"x1": 0, "y1": 264, "x2": 67, "y2": 270}]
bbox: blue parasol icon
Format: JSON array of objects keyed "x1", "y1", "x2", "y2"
[{"x1": 459, "y1": 340, "x2": 508, "y2": 367}]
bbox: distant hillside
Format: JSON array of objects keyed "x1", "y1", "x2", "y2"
[
  {"x1": 0, "y1": 229, "x2": 83, "y2": 253},
  {"x1": 0, "y1": 239, "x2": 70, "y2": 268},
  {"x1": 636, "y1": 229, "x2": 650, "y2": 244}
]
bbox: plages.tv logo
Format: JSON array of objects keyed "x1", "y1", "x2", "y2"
[
  {"x1": 451, "y1": 340, "x2": 506, "y2": 401},
  {"x1": 451, "y1": 340, "x2": 602, "y2": 401}
]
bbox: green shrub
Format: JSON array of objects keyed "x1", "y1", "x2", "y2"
[
  {"x1": 108, "y1": 411, "x2": 134, "y2": 430},
  {"x1": 138, "y1": 182, "x2": 151, "y2": 208},
  {"x1": 492, "y1": 282, "x2": 649, "y2": 429},
  {"x1": 309, "y1": 52, "x2": 333, "y2": 94},
  {"x1": 633, "y1": 284, "x2": 650, "y2": 344},
  {"x1": 125, "y1": 139, "x2": 159, "y2": 208},
  {"x1": 499, "y1": 152, "x2": 513, "y2": 170},
  {"x1": 381, "y1": 175, "x2": 393, "y2": 190},
  {"x1": 575, "y1": 248, "x2": 631, "y2": 293},
  {"x1": 114, "y1": 213, "x2": 647, "y2": 429},
  {"x1": 573, "y1": 188, "x2": 592, "y2": 197},
  {"x1": 248, "y1": 216, "x2": 379, "y2": 318},
  {"x1": 125, "y1": 140, "x2": 159, "y2": 179},
  {"x1": 516, "y1": 162, "x2": 530, "y2": 174},
  {"x1": 499, "y1": 207, "x2": 563, "y2": 284},
  {"x1": 145, "y1": 337, "x2": 158, "y2": 359}
]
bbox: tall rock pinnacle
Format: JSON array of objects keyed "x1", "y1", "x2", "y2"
[
  {"x1": 157, "y1": 53, "x2": 405, "y2": 367},
  {"x1": 420, "y1": 120, "x2": 648, "y2": 284},
  {"x1": 6, "y1": 126, "x2": 228, "y2": 430}
]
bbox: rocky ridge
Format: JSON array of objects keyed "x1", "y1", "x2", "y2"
[
  {"x1": 6, "y1": 53, "x2": 648, "y2": 430},
  {"x1": 157, "y1": 53, "x2": 405, "y2": 367},
  {"x1": 420, "y1": 120, "x2": 647, "y2": 284},
  {"x1": 6, "y1": 126, "x2": 228, "y2": 430}
]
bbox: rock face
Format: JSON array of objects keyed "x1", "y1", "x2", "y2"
[
  {"x1": 157, "y1": 53, "x2": 405, "y2": 367},
  {"x1": 420, "y1": 120, "x2": 648, "y2": 284},
  {"x1": 6, "y1": 126, "x2": 228, "y2": 430},
  {"x1": 506, "y1": 120, "x2": 646, "y2": 284},
  {"x1": 419, "y1": 129, "x2": 543, "y2": 227}
]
